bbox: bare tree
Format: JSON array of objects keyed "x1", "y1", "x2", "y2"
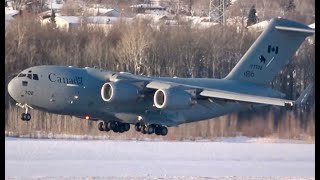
[
  {"x1": 11, "y1": 0, "x2": 26, "y2": 10},
  {"x1": 117, "y1": 19, "x2": 154, "y2": 74}
]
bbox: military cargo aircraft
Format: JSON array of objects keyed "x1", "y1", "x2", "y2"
[{"x1": 7, "y1": 18, "x2": 314, "y2": 136}]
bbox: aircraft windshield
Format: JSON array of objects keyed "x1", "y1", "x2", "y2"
[
  {"x1": 33, "y1": 74, "x2": 39, "y2": 80},
  {"x1": 17, "y1": 73, "x2": 39, "y2": 80},
  {"x1": 27, "y1": 74, "x2": 32, "y2": 79},
  {"x1": 18, "y1": 73, "x2": 26, "y2": 77}
]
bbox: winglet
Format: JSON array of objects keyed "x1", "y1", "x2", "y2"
[{"x1": 294, "y1": 83, "x2": 314, "y2": 105}]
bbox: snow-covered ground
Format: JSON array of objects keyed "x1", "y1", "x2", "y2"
[{"x1": 5, "y1": 137, "x2": 314, "y2": 179}]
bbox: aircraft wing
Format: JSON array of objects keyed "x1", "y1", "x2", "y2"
[
  {"x1": 200, "y1": 89, "x2": 292, "y2": 106},
  {"x1": 109, "y1": 72, "x2": 313, "y2": 107},
  {"x1": 146, "y1": 80, "x2": 313, "y2": 107}
]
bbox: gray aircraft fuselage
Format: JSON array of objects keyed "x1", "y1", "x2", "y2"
[{"x1": 8, "y1": 65, "x2": 283, "y2": 126}]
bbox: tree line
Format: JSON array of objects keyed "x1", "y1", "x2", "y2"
[{"x1": 5, "y1": 16, "x2": 314, "y2": 141}]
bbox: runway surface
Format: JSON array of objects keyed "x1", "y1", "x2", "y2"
[{"x1": 5, "y1": 137, "x2": 314, "y2": 179}]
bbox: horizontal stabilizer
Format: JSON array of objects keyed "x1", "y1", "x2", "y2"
[
  {"x1": 294, "y1": 83, "x2": 314, "y2": 105},
  {"x1": 275, "y1": 26, "x2": 315, "y2": 34}
]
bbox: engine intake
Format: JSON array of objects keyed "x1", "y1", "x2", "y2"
[
  {"x1": 101, "y1": 81, "x2": 139, "y2": 103},
  {"x1": 154, "y1": 89, "x2": 192, "y2": 109}
]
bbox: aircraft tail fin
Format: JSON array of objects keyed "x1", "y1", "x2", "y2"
[{"x1": 225, "y1": 18, "x2": 314, "y2": 86}]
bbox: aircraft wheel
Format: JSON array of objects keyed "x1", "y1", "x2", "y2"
[
  {"x1": 21, "y1": 113, "x2": 26, "y2": 121},
  {"x1": 123, "y1": 123, "x2": 130, "y2": 132},
  {"x1": 103, "y1": 122, "x2": 110, "y2": 132},
  {"x1": 25, "y1": 113, "x2": 31, "y2": 121},
  {"x1": 98, "y1": 122, "x2": 104, "y2": 131},
  {"x1": 112, "y1": 126, "x2": 119, "y2": 133},
  {"x1": 119, "y1": 125, "x2": 125, "y2": 133},
  {"x1": 147, "y1": 125, "x2": 155, "y2": 134},
  {"x1": 155, "y1": 126, "x2": 161, "y2": 135},
  {"x1": 160, "y1": 126, "x2": 168, "y2": 136},
  {"x1": 21, "y1": 113, "x2": 31, "y2": 121},
  {"x1": 141, "y1": 126, "x2": 147, "y2": 134},
  {"x1": 110, "y1": 121, "x2": 117, "y2": 130},
  {"x1": 106, "y1": 121, "x2": 112, "y2": 130},
  {"x1": 135, "y1": 123, "x2": 141, "y2": 132}
]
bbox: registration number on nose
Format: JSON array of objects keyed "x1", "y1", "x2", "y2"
[{"x1": 25, "y1": 91, "x2": 34, "y2": 96}]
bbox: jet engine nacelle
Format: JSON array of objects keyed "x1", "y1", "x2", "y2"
[
  {"x1": 101, "y1": 81, "x2": 139, "y2": 103},
  {"x1": 154, "y1": 89, "x2": 192, "y2": 109}
]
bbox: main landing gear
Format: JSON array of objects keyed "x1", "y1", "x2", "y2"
[
  {"x1": 135, "y1": 122, "x2": 168, "y2": 136},
  {"x1": 98, "y1": 121, "x2": 130, "y2": 133},
  {"x1": 16, "y1": 103, "x2": 32, "y2": 121},
  {"x1": 97, "y1": 121, "x2": 168, "y2": 136}
]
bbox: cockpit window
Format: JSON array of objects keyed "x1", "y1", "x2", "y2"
[
  {"x1": 33, "y1": 74, "x2": 39, "y2": 80},
  {"x1": 27, "y1": 74, "x2": 32, "y2": 79},
  {"x1": 18, "y1": 73, "x2": 26, "y2": 77},
  {"x1": 18, "y1": 73, "x2": 40, "y2": 80}
]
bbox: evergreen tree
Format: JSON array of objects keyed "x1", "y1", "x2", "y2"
[
  {"x1": 247, "y1": 5, "x2": 257, "y2": 27},
  {"x1": 285, "y1": 0, "x2": 296, "y2": 12},
  {"x1": 50, "y1": 9, "x2": 56, "y2": 25}
]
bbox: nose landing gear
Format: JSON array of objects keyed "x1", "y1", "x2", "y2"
[
  {"x1": 21, "y1": 113, "x2": 31, "y2": 121},
  {"x1": 16, "y1": 103, "x2": 33, "y2": 121}
]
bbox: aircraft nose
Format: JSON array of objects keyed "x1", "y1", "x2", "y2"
[{"x1": 8, "y1": 78, "x2": 19, "y2": 101}]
